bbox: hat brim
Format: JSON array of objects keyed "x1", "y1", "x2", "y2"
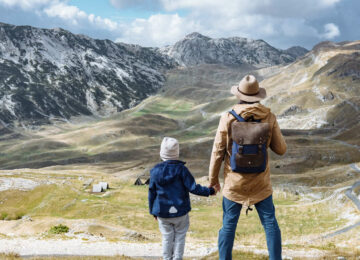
[{"x1": 231, "y1": 85, "x2": 267, "y2": 102}]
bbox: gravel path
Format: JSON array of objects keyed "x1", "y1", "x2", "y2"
[
  {"x1": 0, "y1": 238, "x2": 216, "y2": 258},
  {"x1": 345, "y1": 181, "x2": 360, "y2": 211},
  {"x1": 0, "y1": 238, "x2": 329, "y2": 259}
]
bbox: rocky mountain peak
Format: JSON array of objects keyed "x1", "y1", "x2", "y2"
[
  {"x1": 285, "y1": 46, "x2": 309, "y2": 57},
  {"x1": 184, "y1": 32, "x2": 211, "y2": 40},
  {"x1": 160, "y1": 34, "x2": 309, "y2": 68}
]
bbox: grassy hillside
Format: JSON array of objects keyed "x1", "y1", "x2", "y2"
[{"x1": 0, "y1": 172, "x2": 358, "y2": 259}]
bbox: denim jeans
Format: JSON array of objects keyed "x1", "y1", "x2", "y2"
[
  {"x1": 218, "y1": 195, "x2": 282, "y2": 260},
  {"x1": 158, "y1": 214, "x2": 189, "y2": 260}
]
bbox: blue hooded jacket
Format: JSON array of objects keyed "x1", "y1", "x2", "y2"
[{"x1": 148, "y1": 160, "x2": 214, "y2": 218}]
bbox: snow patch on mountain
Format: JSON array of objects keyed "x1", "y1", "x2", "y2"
[{"x1": 0, "y1": 95, "x2": 16, "y2": 117}]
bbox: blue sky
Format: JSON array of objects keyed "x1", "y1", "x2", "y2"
[{"x1": 0, "y1": 0, "x2": 359, "y2": 49}]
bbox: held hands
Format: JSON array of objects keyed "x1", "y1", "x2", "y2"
[
  {"x1": 209, "y1": 183, "x2": 221, "y2": 196},
  {"x1": 213, "y1": 183, "x2": 221, "y2": 192}
]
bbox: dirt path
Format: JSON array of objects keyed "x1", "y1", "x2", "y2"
[
  {"x1": 0, "y1": 239, "x2": 215, "y2": 258},
  {"x1": 321, "y1": 163, "x2": 360, "y2": 239},
  {"x1": 0, "y1": 238, "x2": 329, "y2": 259},
  {"x1": 345, "y1": 180, "x2": 360, "y2": 211},
  {"x1": 279, "y1": 186, "x2": 350, "y2": 208}
]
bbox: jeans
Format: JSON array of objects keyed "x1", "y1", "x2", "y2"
[
  {"x1": 218, "y1": 195, "x2": 282, "y2": 260},
  {"x1": 158, "y1": 214, "x2": 189, "y2": 260}
]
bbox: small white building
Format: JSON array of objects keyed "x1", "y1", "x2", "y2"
[
  {"x1": 99, "y1": 182, "x2": 109, "y2": 190},
  {"x1": 92, "y1": 184, "x2": 103, "y2": 193}
]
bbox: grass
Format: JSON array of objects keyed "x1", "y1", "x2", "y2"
[
  {"x1": 0, "y1": 177, "x2": 350, "y2": 249},
  {"x1": 0, "y1": 185, "x2": 55, "y2": 220},
  {"x1": 178, "y1": 129, "x2": 213, "y2": 141},
  {"x1": 132, "y1": 97, "x2": 194, "y2": 118}
]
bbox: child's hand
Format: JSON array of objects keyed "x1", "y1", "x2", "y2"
[
  {"x1": 209, "y1": 186, "x2": 218, "y2": 196},
  {"x1": 210, "y1": 184, "x2": 221, "y2": 193}
]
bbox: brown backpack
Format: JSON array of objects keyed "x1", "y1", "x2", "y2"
[{"x1": 229, "y1": 110, "x2": 270, "y2": 173}]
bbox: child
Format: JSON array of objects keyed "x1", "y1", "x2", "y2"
[{"x1": 148, "y1": 137, "x2": 215, "y2": 260}]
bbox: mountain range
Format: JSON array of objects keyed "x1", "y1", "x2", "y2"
[
  {"x1": 160, "y1": 32, "x2": 308, "y2": 67},
  {"x1": 0, "y1": 23, "x2": 308, "y2": 126},
  {"x1": 0, "y1": 22, "x2": 175, "y2": 126}
]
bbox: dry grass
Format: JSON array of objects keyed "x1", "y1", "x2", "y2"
[{"x1": 0, "y1": 176, "x2": 353, "y2": 251}]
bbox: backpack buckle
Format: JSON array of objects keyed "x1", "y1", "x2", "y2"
[
  {"x1": 239, "y1": 138, "x2": 244, "y2": 144},
  {"x1": 238, "y1": 145, "x2": 244, "y2": 154}
]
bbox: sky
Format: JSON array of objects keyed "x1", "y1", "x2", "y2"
[{"x1": 0, "y1": 0, "x2": 359, "y2": 50}]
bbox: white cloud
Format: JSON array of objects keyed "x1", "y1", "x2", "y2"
[
  {"x1": 321, "y1": 23, "x2": 340, "y2": 39},
  {"x1": 116, "y1": 13, "x2": 201, "y2": 46},
  {"x1": 114, "y1": 0, "x2": 343, "y2": 47},
  {"x1": 319, "y1": 0, "x2": 342, "y2": 7},
  {"x1": 0, "y1": 0, "x2": 349, "y2": 49},
  {"x1": 43, "y1": 2, "x2": 119, "y2": 30},
  {"x1": 0, "y1": 0, "x2": 121, "y2": 33},
  {"x1": 44, "y1": 3, "x2": 87, "y2": 25},
  {"x1": 110, "y1": 0, "x2": 162, "y2": 9},
  {"x1": 0, "y1": 0, "x2": 53, "y2": 10},
  {"x1": 160, "y1": 0, "x2": 342, "y2": 17}
]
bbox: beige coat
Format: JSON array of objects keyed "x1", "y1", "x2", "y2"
[{"x1": 209, "y1": 103, "x2": 287, "y2": 206}]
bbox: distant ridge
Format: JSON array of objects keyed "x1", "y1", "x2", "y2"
[{"x1": 160, "y1": 32, "x2": 308, "y2": 67}]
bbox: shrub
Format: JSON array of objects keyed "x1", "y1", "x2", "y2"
[
  {"x1": 0, "y1": 212, "x2": 8, "y2": 220},
  {"x1": 49, "y1": 224, "x2": 69, "y2": 234},
  {"x1": 1, "y1": 212, "x2": 24, "y2": 221}
]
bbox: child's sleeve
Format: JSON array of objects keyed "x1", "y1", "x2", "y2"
[
  {"x1": 182, "y1": 167, "x2": 213, "y2": 197},
  {"x1": 148, "y1": 174, "x2": 156, "y2": 215}
]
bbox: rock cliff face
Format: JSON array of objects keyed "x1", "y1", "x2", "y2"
[
  {"x1": 160, "y1": 32, "x2": 308, "y2": 67},
  {"x1": 0, "y1": 23, "x2": 175, "y2": 125}
]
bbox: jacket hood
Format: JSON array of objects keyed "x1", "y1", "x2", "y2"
[
  {"x1": 232, "y1": 103, "x2": 271, "y2": 120},
  {"x1": 154, "y1": 160, "x2": 185, "y2": 185}
]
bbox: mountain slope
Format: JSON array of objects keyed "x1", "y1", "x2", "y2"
[
  {"x1": 160, "y1": 32, "x2": 308, "y2": 67},
  {"x1": 261, "y1": 40, "x2": 360, "y2": 138},
  {"x1": 0, "y1": 23, "x2": 175, "y2": 126}
]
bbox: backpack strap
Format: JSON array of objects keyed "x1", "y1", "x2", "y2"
[
  {"x1": 229, "y1": 110, "x2": 245, "y2": 122},
  {"x1": 229, "y1": 110, "x2": 261, "y2": 123}
]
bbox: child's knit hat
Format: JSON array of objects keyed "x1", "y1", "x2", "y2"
[{"x1": 160, "y1": 137, "x2": 179, "y2": 161}]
